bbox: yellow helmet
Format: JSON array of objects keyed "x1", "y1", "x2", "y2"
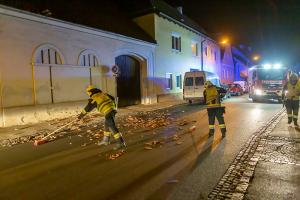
[
  {"x1": 86, "y1": 85, "x2": 95, "y2": 95},
  {"x1": 204, "y1": 81, "x2": 213, "y2": 88}
]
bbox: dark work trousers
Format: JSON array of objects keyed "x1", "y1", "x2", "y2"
[
  {"x1": 104, "y1": 110, "x2": 119, "y2": 134},
  {"x1": 207, "y1": 107, "x2": 226, "y2": 133},
  {"x1": 285, "y1": 99, "x2": 299, "y2": 123}
]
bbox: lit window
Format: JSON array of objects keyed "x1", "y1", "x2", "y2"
[
  {"x1": 176, "y1": 75, "x2": 182, "y2": 89},
  {"x1": 79, "y1": 50, "x2": 99, "y2": 67},
  {"x1": 35, "y1": 45, "x2": 62, "y2": 64},
  {"x1": 191, "y1": 42, "x2": 198, "y2": 56},
  {"x1": 166, "y1": 73, "x2": 173, "y2": 90},
  {"x1": 172, "y1": 33, "x2": 181, "y2": 52}
]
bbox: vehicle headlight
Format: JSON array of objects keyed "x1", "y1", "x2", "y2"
[{"x1": 255, "y1": 89, "x2": 263, "y2": 95}]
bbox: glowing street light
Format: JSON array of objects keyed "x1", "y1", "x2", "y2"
[
  {"x1": 220, "y1": 39, "x2": 228, "y2": 44},
  {"x1": 253, "y1": 55, "x2": 260, "y2": 61}
]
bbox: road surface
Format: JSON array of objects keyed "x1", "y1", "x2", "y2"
[{"x1": 0, "y1": 95, "x2": 282, "y2": 200}]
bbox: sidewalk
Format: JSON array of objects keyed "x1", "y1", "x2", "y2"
[
  {"x1": 208, "y1": 110, "x2": 299, "y2": 199},
  {"x1": 245, "y1": 114, "x2": 300, "y2": 199},
  {"x1": 0, "y1": 99, "x2": 185, "y2": 146}
]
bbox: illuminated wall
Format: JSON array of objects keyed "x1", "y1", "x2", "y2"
[
  {"x1": 220, "y1": 45, "x2": 234, "y2": 84},
  {"x1": 134, "y1": 13, "x2": 221, "y2": 97}
]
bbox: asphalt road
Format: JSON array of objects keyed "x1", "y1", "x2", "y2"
[{"x1": 0, "y1": 95, "x2": 282, "y2": 200}]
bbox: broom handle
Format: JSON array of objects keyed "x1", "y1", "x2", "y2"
[{"x1": 41, "y1": 119, "x2": 77, "y2": 140}]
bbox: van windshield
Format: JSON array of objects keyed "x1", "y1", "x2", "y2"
[{"x1": 185, "y1": 77, "x2": 193, "y2": 86}]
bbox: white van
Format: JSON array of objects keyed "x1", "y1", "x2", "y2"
[{"x1": 183, "y1": 71, "x2": 220, "y2": 104}]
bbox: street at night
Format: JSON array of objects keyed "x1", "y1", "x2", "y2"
[
  {"x1": 1, "y1": 0, "x2": 300, "y2": 199},
  {"x1": 0, "y1": 96, "x2": 290, "y2": 199}
]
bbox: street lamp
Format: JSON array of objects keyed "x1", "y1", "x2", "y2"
[{"x1": 253, "y1": 55, "x2": 260, "y2": 61}]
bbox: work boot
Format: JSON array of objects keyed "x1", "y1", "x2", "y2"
[
  {"x1": 113, "y1": 138, "x2": 126, "y2": 150},
  {"x1": 97, "y1": 136, "x2": 110, "y2": 146},
  {"x1": 221, "y1": 128, "x2": 227, "y2": 138},
  {"x1": 288, "y1": 117, "x2": 292, "y2": 124},
  {"x1": 113, "y1": 133, "x2": 126, "y2": 150},
  {"x1": 294, "y1": 120, "x2": 299, "y2": 127}
]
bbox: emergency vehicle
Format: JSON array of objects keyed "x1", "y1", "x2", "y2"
[{"x1": 248, "y1": 64, "x2": 287, "y2": 102}]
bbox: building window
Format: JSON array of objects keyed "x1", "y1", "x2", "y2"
[
  {"x1": 78, "y1": 50, "x2": 99, "y2": 67},
  {"x1": 172, "y1": 34, "x2": 181, "y2": 52},
  {"x1": 176, "y1": 75, "x2": 182, "y2": 89},
  {"x1": 191, "y1": 41, "x2": 198, "y2": 56},
  {"x1": 35, "y1": 45, "x2": 63, "y2": 64},
  {"x1": 166, "y1": 73, "x2": 173, "y2": 90},
  {"x1": 205, "y1": 47, "x2": 208, "y2": 56}
]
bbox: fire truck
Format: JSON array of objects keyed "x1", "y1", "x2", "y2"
[{"x1": 248, "y1": 64, "x2": 288, "y2": 102}]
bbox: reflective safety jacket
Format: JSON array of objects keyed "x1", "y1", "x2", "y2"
[
  {"x1": 82, "y1": 91, "x2": 116, "y2": 116},
  {"x1": 283, "y1": 81, "x2": 300, "y2": 100},
  {"x1": 203, "y1": 86, "x2": 227, "y2": 108}
]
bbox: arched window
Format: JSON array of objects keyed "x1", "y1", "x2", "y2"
[
  {"x1": 34, "y1": 44, "x2": 63, "y2": 65},
  {"x1": 78, "y1": 50, "x2": 99, "y2": 67}
]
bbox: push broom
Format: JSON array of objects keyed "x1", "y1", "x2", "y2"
[{"x1": 33, "y1": 119, "x2": 78, "y2": 146}]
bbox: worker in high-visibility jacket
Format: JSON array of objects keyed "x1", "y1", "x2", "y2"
[
  {"x1": 78, "y1": 85, "x2": 126, "y2": 150},
  {"x1": 282, "y1": 73, "x2": 300, "y2": 126},
  {"x1": 203, "y1": 81, "x2": 227, "y2": 137}
]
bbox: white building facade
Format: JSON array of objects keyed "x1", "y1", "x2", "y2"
[
  {"x1": 0, "y1": 5, "x2": 156, "y2": 126},
  {"x1": 133, "y1": 1, "x2": 221, "y2": 101}
]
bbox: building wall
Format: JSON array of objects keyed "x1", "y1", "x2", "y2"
[
  {"x1": 134, "y1": 13, "x2": 221, "y2": 98},
  {"x1": 0, "y1": 6, "x2": 156, "y2": 126},
  {"x1": 221, "y1": 45, "x2": 234, "y2": 84}
]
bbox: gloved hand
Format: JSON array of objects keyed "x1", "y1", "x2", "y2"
[{"x1": 77, "y1": 113, "x2": 85, "y2": 120}]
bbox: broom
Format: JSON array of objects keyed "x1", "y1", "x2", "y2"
[{"x1": 33, "y1": 119, "x2": 78, "y2": 146}]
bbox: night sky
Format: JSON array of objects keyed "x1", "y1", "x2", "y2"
[
  {"x1": 116, "y1": 0, "x2": 300, "y2": 66},
  {"x1": 2, "y1": 0, "x2": 300, "y2": 66},
  {"x1": 165, "y1": 0, "x2": 300, "y2": 66}
]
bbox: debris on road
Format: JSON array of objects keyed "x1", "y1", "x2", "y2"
[
  {"x1": 144, "y1": 140, "x2": 165, "y2": 150},
  {"x1": 107, "y1": 150, "x2": 125, "y2": 160},
  {"x1": 166, "y1": 179, "x2": 179, "y2": 184},
  {"x1": 144, "y1": 146, "x2": 153, "y2": 150}
]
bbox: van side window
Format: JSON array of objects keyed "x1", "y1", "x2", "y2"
[
  {"x1": 195, "y1": 77, "x2": 204, "y2": 86},
  {"x1": 185, "y1": 77, "x2": 193, "y2": 86}
]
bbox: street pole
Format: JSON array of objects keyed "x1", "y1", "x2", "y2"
[{"x1": 201, "y1": 39, "x2": 206, "y2": 71}]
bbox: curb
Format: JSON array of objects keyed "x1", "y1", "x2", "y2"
[{"x1": 208, "y1": 108, "x2": 286, "y2": 200}]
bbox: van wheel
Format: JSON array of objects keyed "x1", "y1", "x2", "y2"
[{"x1": 188, "y1": 100, "x2": 192, "y2": 104}]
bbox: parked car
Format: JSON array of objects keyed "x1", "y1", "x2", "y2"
[
  {"x1": 183, "y1": 71, "x2": 220, "y2": 104},
  {"x1": 228, "y1": 83, "x2": 244, "y2": 96},
  {"x1": 233, "y1": 81, "x2": 248, "y2": 93},
  {"x1": 220, "y1": 83, "x2": 231, "y2": 99}
]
